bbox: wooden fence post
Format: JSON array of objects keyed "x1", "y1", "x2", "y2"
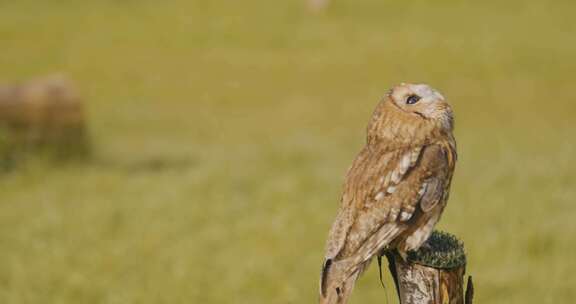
[{"x1": 384, "y1": 231, "x2": 474, "y2": 304}]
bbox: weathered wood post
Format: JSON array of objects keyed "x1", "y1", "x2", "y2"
[{"x1": 385, "y1": 231, "x2": 473, "y2": 304}]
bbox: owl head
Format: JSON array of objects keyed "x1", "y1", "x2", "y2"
[
  {"x1": 387, "y1": 83, "x2": 453, "y2": 132},
  {"x1": 367, "y1": 83, "x2": 454, "y2": 145}
]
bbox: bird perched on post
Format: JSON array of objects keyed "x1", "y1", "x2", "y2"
[{"x1": 319, "y1": 83, "x2": 457, "y2": 304}]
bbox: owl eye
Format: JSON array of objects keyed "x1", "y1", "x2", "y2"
[{"x1": 406, "y1": 94, "x2": 421, "y2": 105}]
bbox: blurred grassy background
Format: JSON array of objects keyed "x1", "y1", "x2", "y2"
[{"x1": 1, "y1": 0, "x2": 575, "y2": 303}]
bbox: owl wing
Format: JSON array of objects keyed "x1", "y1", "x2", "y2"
[
  {"x1": 322, "y1": 143, "x2": 453, "y2": 275},
  {"x1": 320, "y1": 143, "x2": 454, "y2": 298}
]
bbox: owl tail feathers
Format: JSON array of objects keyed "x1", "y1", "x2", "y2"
[
  {"x1": 319, "y1": 271, "x2": 358, "y2": 304},
  {"x1": 319, "y1": 259, "x2": 361, "y2": 304}
]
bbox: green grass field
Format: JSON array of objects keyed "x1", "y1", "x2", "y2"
[{"x1": 1, "y1": 0, "x2": 575, "y2": 303}]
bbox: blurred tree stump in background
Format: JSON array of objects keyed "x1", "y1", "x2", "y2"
[
  {"x1": 385, "y1": 231, "x2": 474, "y2": 304},
  {"x1": 0, "y1": 74, "x2": 90, "y2": 168}
]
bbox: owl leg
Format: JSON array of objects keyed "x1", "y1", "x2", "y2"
[{"x1": 402, "y1": 212, "x2": 441, "y2": 252}]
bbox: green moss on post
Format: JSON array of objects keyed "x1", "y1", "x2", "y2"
[{"x1": 407, "y1": 230, "x2": 467, "y2": 269}]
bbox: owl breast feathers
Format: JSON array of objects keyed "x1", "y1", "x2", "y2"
[{"x1": 319, "y1": 83, "x2": 457, "y2": 304}]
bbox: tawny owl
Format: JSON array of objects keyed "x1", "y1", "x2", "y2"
[{"x1": 319, "y1": 83, "x2": 457, "y2": 304}]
